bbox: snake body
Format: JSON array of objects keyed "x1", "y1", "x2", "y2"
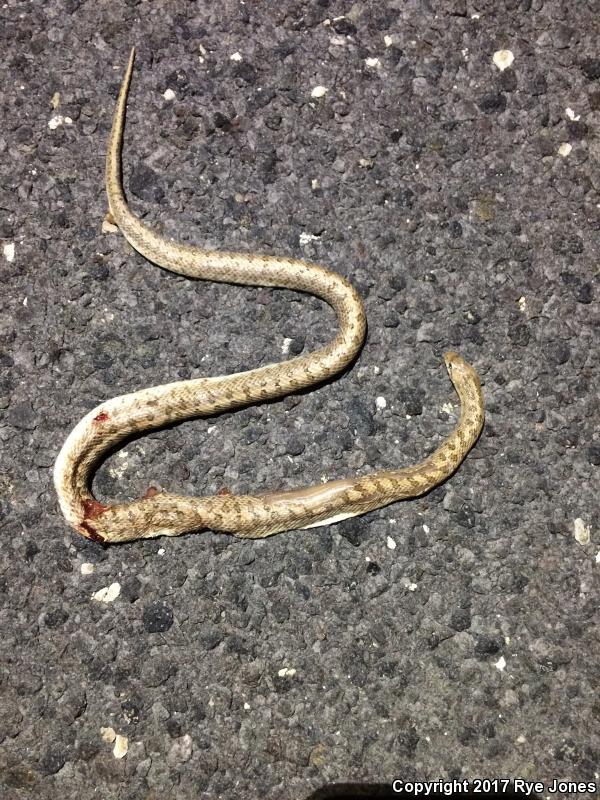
[{"x1": 53, "y1": 49, "x2": 484, "y2": 544}]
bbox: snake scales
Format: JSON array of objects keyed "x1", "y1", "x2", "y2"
[{"x1": 53, "y1": 49, "x2": 484, "y2": 544}]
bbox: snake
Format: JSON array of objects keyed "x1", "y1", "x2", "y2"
[{"x1": 53, "y1": 49, "x2": 484, "y2": 544}]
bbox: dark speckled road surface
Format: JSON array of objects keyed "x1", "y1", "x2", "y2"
[{"x1": 0, "y1": 2, "x2": 598, "y2": 798}]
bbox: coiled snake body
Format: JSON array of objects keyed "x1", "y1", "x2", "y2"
[{"x1": 53, "y1": 50, "x2": 484, "y2": 544}]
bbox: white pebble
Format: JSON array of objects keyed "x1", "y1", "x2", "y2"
[
  {"x1": 573, "y1": 518, "x2": 591, "y2": 545},
  {"x1": 100, "y1": 726, "x2": 116, "y2": 742},
  {"x1": 91, "y1": 582, "x2": 121, "y2": 603},
  {"x1": 113, "y1": 734, "x2": 128, "y2": 759},
  {"x1": 3, "y1": 242, "x2": 15, "y2": 262},
  {"x1": 299, "y1": 231, "x2": 320, "y2": 245},
  {"x1": 277, "y1": 667, "x2": 296, "y2": 677},
  {"x1": 493, "y1": 50, "x2": 514, "y2": 71},
  {"x1": 47, "y1": 114, "x2": 72, "y2": 130}
]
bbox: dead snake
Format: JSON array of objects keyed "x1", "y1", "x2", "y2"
[{"x1": 53, "y1": 49, "x2": 484, "y2": 543}]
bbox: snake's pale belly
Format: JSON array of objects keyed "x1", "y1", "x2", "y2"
[{"x1": 53, "y1": 49, "x2": 485, "y2": 544}]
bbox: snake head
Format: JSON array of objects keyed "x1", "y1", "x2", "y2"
[
  {"x1": 443, "y1": 351, "x2": 481, "y2": 390},
  {"x1": 444, "y1": 350, "x2": 464, "y2": 372}
]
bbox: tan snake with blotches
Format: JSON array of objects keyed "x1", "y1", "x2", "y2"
[{"x1": 53, "y1": 49, "x2": 484, "y2": 544}]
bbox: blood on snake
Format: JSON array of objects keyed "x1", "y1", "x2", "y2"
[{"x1": 53, "y1": 49, "x2": 484, "y2": 543}]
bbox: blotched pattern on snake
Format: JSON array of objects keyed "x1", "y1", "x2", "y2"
[{"x1": 53, "y1": 49, "x2": 484, "y2": 543}]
